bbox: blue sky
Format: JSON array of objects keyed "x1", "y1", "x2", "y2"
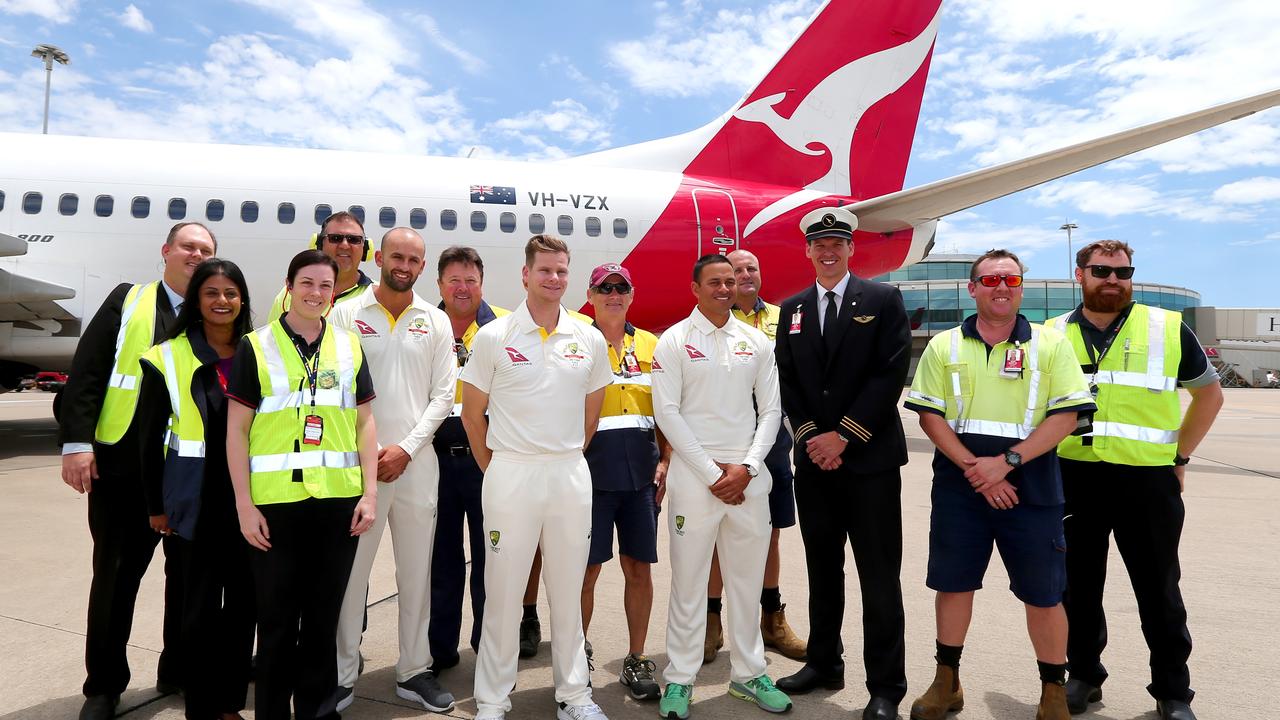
[{"x1": 1, "y1": 0, "x2": 1277, "y2": 306}]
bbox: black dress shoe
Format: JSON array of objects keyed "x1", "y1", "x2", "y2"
[
  {"x1": 1157, "y1": 699, "x2": 1197, "y2": 720},
  {"x1": 862, "y1": 696, "x2": 899, "y2": 720},
  {"x1": 1064, "y1": 678, "x2": 1101, "y2": 714},
  {"x1": 776, "y1": 665, "x2": 844, "y2": 694},
  {"x1": 78, "y1": 694, "x2": 119, "y2": 720}
]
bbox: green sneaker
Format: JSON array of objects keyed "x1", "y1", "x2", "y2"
[
  {"x1": 659, "y1": 683, "x2": 692, "y2": 720},
  {"x1": 728, "y1": 675, "x2": 792, "y2": 713}
]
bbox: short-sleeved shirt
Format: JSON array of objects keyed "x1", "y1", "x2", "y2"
[
  {"x1": 732, "y1": 297, "x2": 781, "y2": 341},
  {"x1": 585, "y1": 323, "x2": 660, "y2": 492},
  {"x1": 460, "y1": 301, "x2": 612, "y2": 455},
  {"x1": 905, "y1": 314, "x2": 1096, "y2": 506},
  {"x1": 1063, "y1": 303, "x2": 1217, "y2": 388},
  {"x1": 226, "y1": 314, "x2": 375, "y2": 410}
]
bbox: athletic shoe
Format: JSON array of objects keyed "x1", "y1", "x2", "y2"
[
  {"x1": 334, "y1": 685, "x2": 355, "y2": 712},
  {"x1": 728, "y1": 675, "x2": 792, "y2": 713},
  {"x1": 396, "y1": 670, "x2": 456, "y2": 712},
  {"x1": 519, "y1": 617, "x2": 542, "y2": 658},
  {"x1": 558, "y1": 701, "x2": 609, "y2": 720},
  {"x1": 620, "y1": 653, "x2": 661, "y2": 701},
  {"x1": 660, "y1": 683, "x2": 692, "y2": 720}
]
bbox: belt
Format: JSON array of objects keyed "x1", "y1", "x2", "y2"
[{"x1": 439, "y1": 444, "x2": 471, "y2": 457}]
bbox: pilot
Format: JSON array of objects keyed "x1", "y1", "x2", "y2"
[{"x1": 267, "y1": 210, "x2": 373, "y2": 321}]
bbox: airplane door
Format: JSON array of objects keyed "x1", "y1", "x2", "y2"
[{"x1": 692, "y1": 189, "x2": 739, "y2": 255}]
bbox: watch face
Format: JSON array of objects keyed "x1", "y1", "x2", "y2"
[{"x1": 1006, "y1": 451, "x2": 1022, "y2": 467}]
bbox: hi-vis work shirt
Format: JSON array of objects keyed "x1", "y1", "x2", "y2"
[
  {"x1": 433, "y1": 301, "x2": 509, "y2": 450},
  {"x1": 266, "y1": 270, "x2": 373, "y2": 323},
  {"x1": 460, "y1": 301, "x2": 612, "y2": 455},
  {"x1": 733, "y1": 298, "x2": 781, "y2": 341},
  {"x1": 905, "y1": 314, "x2": 1095, "y2": 506},
  {"x1": 651, "y1": 309, "x2": 781, "y2": 489},
  {"x1": 331, "y1": 290, "x2": 456, "y2": 457},
  {"x1": 585, "y1": 323, "x2": 661, "y2": 492}
]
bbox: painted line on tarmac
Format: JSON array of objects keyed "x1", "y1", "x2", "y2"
[{"x1": 1194, "y1": 455, "x2": 1279, "y2": 479}]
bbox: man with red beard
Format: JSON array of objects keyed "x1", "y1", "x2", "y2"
[{"x1": 1050, "y1": 240, "x2": 1223, "y2": 720}]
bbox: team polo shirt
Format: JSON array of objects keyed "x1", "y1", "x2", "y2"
[
  {"x1": 330, "y1": 290, "x2": 457, "y2": 458},
  {"x1": 460, "y1": 301, "x2": 612, "y2": 455},
  {"x1": 585, "y1": 322, "x2": 661, "y2": 492},
  {"x1": 732, "y1": 297, "x2": 781, "y2": 341},
  {"x1": 905, "y1": 314, "x2": 1095, "y2": 506},
  {"x1": 651, "y1": 309, "x2": 781, "y2": 488}
]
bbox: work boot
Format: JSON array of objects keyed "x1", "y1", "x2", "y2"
[
  {"x1": 519, "y1": 617, "x2": 541, "y2": 658},
  {"x1": 1063, "y1": 678, "x2": 1101, "y2": 714},
  {"x1": 909, "y1": 665, "x2": 963, "y2": 720},
  {"x1": 703, "y1": 613, "x2": 724, "y2": 664},
  {"x1": 1036, "y1": 681, "x2": 1069, "y2": 720},
  {"x1": 760, "y1": 604, "x2": 807, "y2": 660}
]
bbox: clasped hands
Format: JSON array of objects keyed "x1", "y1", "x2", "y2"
[{"x1": 964, "y1": 455, "x2": 1019, "y2": 510}]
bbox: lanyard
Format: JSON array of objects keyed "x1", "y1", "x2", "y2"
[
  {"x1": 1081, "y1": 304, "x2": 1134, "y2": 370},
  {"x1": 292, "y1": 336, "x2": 322, "y2": 409},
  {"x1": 616, "y1": 333, "x2": 639, "y2": 376}
]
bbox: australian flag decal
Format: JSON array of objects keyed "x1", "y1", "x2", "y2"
[{"x1": 469, "y1": 185, "x2": 516, "y2": 205}]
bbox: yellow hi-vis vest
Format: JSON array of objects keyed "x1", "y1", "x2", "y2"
[
  {"x1": 246, "y1": 320, "x2": 365, "y2": 505},
  {"x1": 597, "y1": 327, "x2": 658, "y2": 433},
  {"x1": 140, "y1": 334, "x2": 208, "y2": 536},
  {"x1": 1053, "y1": 304, "x2": 1182, "y2": 466},
  {"x1": 96, "y1": 282, "x2": 160, "y2": 444}
]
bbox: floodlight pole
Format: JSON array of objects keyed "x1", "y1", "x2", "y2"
[
  {"x1": 1060, "y1": 221, "x2": 1079, "y2": 304},
  {"x1": 31, "y1": 45, "x2": 71, "y2": 135}
]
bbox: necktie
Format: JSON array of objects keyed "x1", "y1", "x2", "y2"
[
  {"x1": 174, "y1": 303, "x2": 183, "y2": 317},
  {"x1": 822, "y1": 290, "x2": 838, "y2": 345}
]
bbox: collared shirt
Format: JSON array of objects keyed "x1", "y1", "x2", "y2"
[
  {"x1": 732, "y1": 297, "x2": 781, "y2": 341},
  {"x1": 1062, "y1": 303, "x2": 1217, "y2": 388},
  {"x1": 161, "y1": 281, "x2": 184, "y2": 316},
  {"x1": 815, "y1": 272, "x2": 851, "y2": 334},
  {"x1": 225, "y1": 314, "x2": 375, "y2": 409},
  {"x1": 651, "y1": 308, "x2": 781, "y2": 488},
  {"x1": 330, "y1": 289, "x2": 456, "y2": 458},
  {"x1": 460, "y1": 301, "x2": 611, "y2": 455},
  {"x1": 586, "y1": 322, "x2": 661, "y2": 492}
]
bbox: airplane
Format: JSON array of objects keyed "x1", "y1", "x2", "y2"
[{"x1": 1, "y1": 0, "x2": 1278, "y2": 393}]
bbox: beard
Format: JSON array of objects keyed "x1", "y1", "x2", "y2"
[
  {"x1": 382, "y1": 272, "x2": 416, "y2": 293},
  {"x1": 1083, "y1": 283, "x2": 1132, "y2": 313}
]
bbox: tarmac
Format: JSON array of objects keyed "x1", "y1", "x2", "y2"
[{"x1": 1, "y1": 389, "x2": 1276, "y2": 720}]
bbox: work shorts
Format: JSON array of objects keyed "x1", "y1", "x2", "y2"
[{"x1": 588, "y1": 483, "x2": 659, "y2": 565}]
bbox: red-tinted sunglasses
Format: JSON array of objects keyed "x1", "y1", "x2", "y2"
[{"x1": 976, "y1": 274, "x2": 1024, "y2": 288}]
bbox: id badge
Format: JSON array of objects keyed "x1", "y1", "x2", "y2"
[
  {"x1": 789, "y1": 309, "x2": 803, "y2": 334},
  {"x1": 303, "y1": 414, "x2": 324, "y2": 446},
  {"x1": 1001, "y1": 347, "x2": 1024, "y2": 378},
  {"x1": 623, "y1": 350, "x2": 641, "y2": 375}
]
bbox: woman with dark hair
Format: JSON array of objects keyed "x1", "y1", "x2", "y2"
[
  {"x1": 225, "y1": 249, "x2": 378, "y2": 720},
  {"x1": 137, "y1": 257, "x2": 256, "y2": 720}
]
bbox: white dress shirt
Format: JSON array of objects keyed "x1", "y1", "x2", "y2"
[{"x1": 815, "y1": 272, "x2": 851, "y2": 334}]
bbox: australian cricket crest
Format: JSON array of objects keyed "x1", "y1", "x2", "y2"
[
  {"x1": 674, "y1": 515, "x2": 686, "y2": 536},
  {"x1": 489, "y1": 530, "x2": 501, "y2": 552},
  {"x1": 317, "y1": 369, "x2": 338, "y2": 390}
]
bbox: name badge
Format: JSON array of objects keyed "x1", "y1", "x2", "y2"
[
  {"x1": 790, "y1": 309, "x2": 803, "y2": 334},
  {"x1": 1001, "y1": 346, "x2": 1024, "y2": 379},
  {"x1": 303, "y1": 414, "x2": 324, "y2": 446},
  {"x1": 623, "y1": 350, "x2": 641, "y2": 375}
]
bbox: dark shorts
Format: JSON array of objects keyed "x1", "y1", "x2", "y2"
[
  {"x1": 766, "y1": 423, "x2": 796, "y2": 529},
  {"x1": 588, "y1": 484, "x2": 659, "y2": 565},
  {"x1": 926, "y1": 479, "x2": 1067, "y2": 608}
]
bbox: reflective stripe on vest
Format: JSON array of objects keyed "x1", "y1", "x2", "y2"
[
  {"x1": 250, "y1": 450, "x2": 359, "y2": 473},
  {"x1": 96, "y1": 282, "x2": 160, "y2": 443},
  {"x1": 947, "y1": 325, "x2": 1043, "y2": 440},
  {"x1": 597, "y1": 415, "x2": 656, "y2": 432}
]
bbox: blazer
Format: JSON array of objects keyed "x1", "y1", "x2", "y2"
[{"x1": 774, "y1": 274, "x2": 911, "y2": 474}]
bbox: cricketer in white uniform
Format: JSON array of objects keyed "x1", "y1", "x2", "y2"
[
  {"x1": 460, "y1": 235, "x2": 612, "y2": 720},
  {"x1": 651, "y1": 254, "x2": 791, "y2": 716},
  {"x1": 330, "y1": 228, "x2": 458, "y2": 712}
]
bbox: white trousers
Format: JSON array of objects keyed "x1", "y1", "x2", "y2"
[
  {"x1": 474, "y1": 451, "x2": 594, "y2": 714},
  {"x1": 336, "y1": 453, "x2": 439, "y2": 686},
  {"x1": 663, "y1": 452, "x2": 772, "y2": 686}
]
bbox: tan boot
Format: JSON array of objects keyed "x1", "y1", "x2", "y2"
[
  {"x1": 703, "y1": 612, "x2": 724, "y2": 663},
  {"x1": 909, "y1": 665, "x2": 964, "y2": 720},
  {"x1": 760, "y1": 604, "x2": 807, "y2": 660},
  {"x1": 1036, "y1": 682, "x2": 1069, "y2": 720}
]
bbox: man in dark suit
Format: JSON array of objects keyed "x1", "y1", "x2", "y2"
[
  {"x1": 60, "y1": 222, "x2": 216, "y2": 720},
  {"x1": 773, "y1": 207, "x2": 911, "y2": 720}
]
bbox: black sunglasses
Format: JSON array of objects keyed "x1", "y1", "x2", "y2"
[
  {"x1": 323, "y1": 233, "x2": 365, "y2": 246},
  {"x1": 1085, "y1": 264, "x2": 1135, "y2": 280},
  {"x1": 594, "y1": 281, "x2": 632, "y2": 295}
]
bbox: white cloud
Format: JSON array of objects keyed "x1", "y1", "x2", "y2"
[
  {"x1": 0, "y1": 0, "x2": 77, "y2": 23},
  {"x1": 1212, "y1": 177, "x2": 1280, "y2": 205},
  {"x1": 410, "y1": 13, "x2": 487, "y2": 74},
  {"x1": 1032, "y1": 179, "x2": 1254, "y2": 223},
  {"x1": 118, "y1": 4, "x2": 152, "y2": 33},
  {"x1": 490, "y1": 98, "x2": 612, "y2": 157},
  {"x1": 1228, "y1": 232, "x2": 1280, "y2": 247}
]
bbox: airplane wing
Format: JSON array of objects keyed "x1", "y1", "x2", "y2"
[
  {"x1": 848, "y1": 88, "x2": 1280, "y2": 232},
  {"x1": 0, "y1": 232, "x2": 77, "y2": 324}
]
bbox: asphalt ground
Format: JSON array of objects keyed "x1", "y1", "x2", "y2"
[{"x1": 1, "y1": 389, "x2": 1276, "y2": 719}]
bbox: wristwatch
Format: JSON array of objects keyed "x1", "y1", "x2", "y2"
[
  {"x1": 1174, "y1": 454, "x2": 1191, "y2": 466},
  {"x1": 1003, "y1": 449, "x2": 1023, "y2": 469},
  {"x1": 745, "y1": 462, "x2": 759, "y2": 478}
]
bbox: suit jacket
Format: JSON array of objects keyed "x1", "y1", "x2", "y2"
[
  {"x1": 775, "y1": 275, "x2": 911, "y2": 475},
  {"x1": 59, "y1": 282, "x2": 179, "y2": 468}
]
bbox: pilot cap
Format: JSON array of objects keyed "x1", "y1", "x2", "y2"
[{"x1": 801, "y1": 206, "x2": 858, "y2": 242}]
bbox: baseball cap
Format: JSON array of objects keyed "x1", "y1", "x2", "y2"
[{"x1": 589, "y1": 262, "x2": 633, "y2": 287}]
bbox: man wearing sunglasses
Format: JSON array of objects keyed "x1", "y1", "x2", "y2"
[
  {"x1": 268, "y1": 211, "x2": 374, "y2": 321},
  {"x1": 1051, "y1": 241, "x2": 1222, "y2": 720},
  {"x1": 905, "y1": 249, "x2": 1094, "y2": 720}
]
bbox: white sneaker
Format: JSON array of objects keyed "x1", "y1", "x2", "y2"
[
  {"x1": 558, "y1": 701, "x2": 609, "y2": 720},
  {"x1": 334, "y1": 685, "x2": 355, "y2": 712},
  {"x1": 475, "y1": 710, "x2": 506, "y2": 720}
]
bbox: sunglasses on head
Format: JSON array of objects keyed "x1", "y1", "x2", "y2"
[
  {"x1": 975, "y1": 274, "x2": 1023, "y2": 288},
  {"x1": 1085, "y1": 264, "x2": 1135, "y2": 280},
  {"x1": 322, "y1": 233, "x2": 365, "y2": 246},
  {"x1": 593, "y1": 281, "x2": 632, "y2": 295}
]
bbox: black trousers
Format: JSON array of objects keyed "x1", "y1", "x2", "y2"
[
  {"x1": 793, "y1": 465, "x2": 907, "y2": 703},
  {"x1": 428, "y1": 450, "x2": 487, "y2": 663},
  {"x1": 1061, "y1": 459, "x2": 1193, "y2": 703},
  {"x1": 252, "y1": 496, "x2": 359, "y2": 720},
  {"x1": 83, "y1": 468, "x2": 184, "y2": 697}
]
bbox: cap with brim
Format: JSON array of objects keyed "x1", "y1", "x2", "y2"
[
  {"x1": 589, "y1": 262, "x2": 633, "y2": 287},
  {"x1": 800, "y1": 206, "x2": 858, "y2": 242}
]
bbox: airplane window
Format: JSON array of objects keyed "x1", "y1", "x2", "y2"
[
  {"x1": 348, "y1": 205, "x2": 365, "y2": 225},
  {"x1": 613, "y1": 218, "x2": 628, "y2": 239},
  {"x1": 440, "y1": 209, "x2": 457, "y2": 231},
  {"x1": 0, "y1": 190, "x2": 5, "y2": 213},
  {"x1": 169, "y1": 198, "x2": 187, "y2": 220},
  {"x1": 95, "y1": 195, "x2": 114, "y2": 218},
  {"x1": 379, "y1": 207, "x2": 396, "y2": 228},
  {"x1": 470, "y1": 211, "x2": 487, "y2": 232},
  {"x1": 277, "y1": 202, "x2": 295, "y2": 224},
  {"x1": 132, "y1": 196, "x2": 151, "y2": 219},
  {"x1": 59, "y1": 193, "x2": 79, "y2": 216},
  {"x1": 241, "y1": 201, "x2": 259, "y2": 223},
  {"x1": 585, "y1": 216, "x2": 601, "y2": 237},
  {"x1": 499, "y1": 212, "x2": 516, "y2": 233},
  {"x1": 529, "y1": 213, "x2": 545, "y2": 233},
  {"x1": 409, "y1": 208, "x2": 427, "y2": 229},
  {"x1": 314, "y1": 204, "x2": 332, "y2": 226},
  {"x1": 23, "y1": 192, "x2": 42, "y2": 214},
  {"x1": 558, "y1": 214, "x2": 573, "y2": 236},
  {"x1": 206, "y1": 199, "x2": 225, "y2": 222}
]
